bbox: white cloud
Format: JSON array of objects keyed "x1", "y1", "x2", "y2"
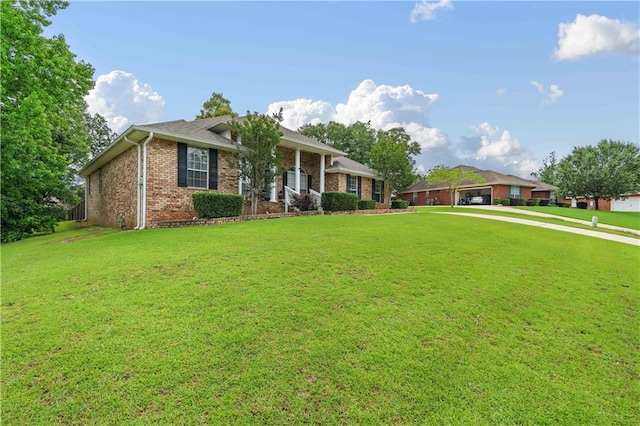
[
  {"x1": 530, "y1": 80, "x2": 564, "y2": 105},
  {"x1": 85, "y1": 70, "x2": 165, "y2": 134},
  {"x1": 472, "y1": 121, "x2": 525, "y2": 160},
  {"x1": 410, "y1": 0, "x2": 453, "y2": 23},
  {"x1": 554, "y1": 14, "x2": 640, "y2": 60},
  {"x1": 268, "y1": 79, "x2": 448, "y2": 150},
  {"x1": 496, "y1": 87, "x2": 507, "y2": 96}
]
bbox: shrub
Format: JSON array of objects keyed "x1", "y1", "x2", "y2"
[
  {"x1": 501, "y1": 199, "x2": 510, "y2": 206},
  {"x1": 358, "y1": 199, "x2": 377, "y2": 210},
  {"x1": 563, "y1": 203, "x2": 571, "y2": 208},
  {"x1": 192, "y1": 192, "x2": 243, "y2": 218},
  {"x1": 291, "y1": 193, "x2": 317, "y2": 211},
  {"x1": 539, "y1": 199, "x2": 549, "y2": 207},
  {"x1": 321, "y1": 192, "x2": 358, "y2": 211},
  {"x1": 493, "y1": 198, "x2": 501, "y2": 205},
  {"x1": 533, "y1": 197, "x2": 541, "y2": 206},
  {"x1": 526, "y1": 199, "x2": 536, "y2": 206},
  {"x1": 391, "y1": 199, "x2": 409, "y2": 209},
  {"x1": 519, "y1": 198, "x2": 527, "y2": 206}
]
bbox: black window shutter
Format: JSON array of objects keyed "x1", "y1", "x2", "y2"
[
  {"x1": 283, "y1": 171, "x2": 288, "y2": 191},
  {"x1": 381, "y1": 181, "x2": 385, "y2": 203},
  {"x1": 346, "y1": 174, "x2": 351, "y2": 192},
  {"x1": 372, "y1": 179, "x2": 377, "y2": 201},
  {"x1": 177, "y1": 143, "x2": 187, "y2": 187},
  {"x1": 208, "y1": 148, "x2": 218, "y2": 190},
  {"x1": 357, "y1": 176, "x2": 362, "y2": 199},
  {"x1": 307, "y1": 175, "x2": 312, "y2": 193}
]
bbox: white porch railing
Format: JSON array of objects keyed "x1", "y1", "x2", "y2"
[
  {"x1": 284, "y1": 186, "x2": 299, "y2": 213},
  {"x1": 284, "y1": 186, "x2": 322, "y2": 212}
]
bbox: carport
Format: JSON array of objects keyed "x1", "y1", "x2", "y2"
[{"x1": 456, "y1": 186, "x2": 493, "y2": 205}]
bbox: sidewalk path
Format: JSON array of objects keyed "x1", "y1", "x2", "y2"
[
  {"x1": 435, "y1": 212, "x2": 640, "y2": 247},
  {"x1": 457, "y1": 205, "x2": 640, "y2": 236}
]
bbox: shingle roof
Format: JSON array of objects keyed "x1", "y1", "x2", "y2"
[
  {"x1": 137, "y1": 120, "x2": 237, "y2": 148},
  {"x1": 191, "y1": 115, "x2": 345, "y2": 155},
  {"x1": 403, "y1": 165, "x2": 553, "y2": 193},
  {"x1": 325, "y1": 156, "x2": 381, "y2": 178}
]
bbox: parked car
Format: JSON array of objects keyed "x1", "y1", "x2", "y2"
[{"x1": 470, "y1": 196, "x2": 485, "y2": 205}]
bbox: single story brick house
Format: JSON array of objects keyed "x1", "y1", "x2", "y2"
[
  {"x1": 79, "y1": 115, "x2": 389, "y2": 229},
  {"x1": 400, "y1": 165, "x2": 557, "y2": 206}
]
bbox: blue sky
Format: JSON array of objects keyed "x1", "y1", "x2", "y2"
[{"x1": 48, "y1": 1, "x2": 639, "y2": 177}]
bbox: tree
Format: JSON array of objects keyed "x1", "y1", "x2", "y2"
[
  {"x1": 556, "y1": 140, "x2": 640, "y2": 210},
  {"x1": 299, "y1": 121, "x2": 376, "y2": 165},
  {"x1": 369, "y1": 127, "x2": 421, "y2": 201},
  {"x1": 196, "y1": 91, "x2": 234, "y2": 119},
  {"x1": 87, "y1": 113, "x2": 117, "y2": 158},
  {"x1": 1, "y1": 0, "x2": 95, "y2": 242},
  {"x1": 425, "y1": 165, "x2": 485, "y2": 208},
  {"x1": 228, "y1": 111, "x2": 285, "y2": 215},
  {"x1": 531, "y1": 151, "x2": 559, "y2": 185}
]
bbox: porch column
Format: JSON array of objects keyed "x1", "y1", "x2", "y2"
[
  {"x1": 238, "y1": 174, "x2": 243, "y2": 195},
  {"x1": 270, "y1": 168, "x2": 277, "y2": 202},
  {"x1": 319, "y1": 154, "x2": 325, "y2": 193},
  {"x1": 294, "y1": 148, "x2": 301, "y2": 193}
]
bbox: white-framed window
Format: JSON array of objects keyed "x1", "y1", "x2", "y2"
[
  {"x1": 412, "y1": 191, "x2": 418, "y2": 202},
  {"x1": 287, "y1": 168, "x2": 308, "y2": 193},
  {"x1": 509, "y1": 185, "x2": 521, "y2": 198},
  {"x1": 187, "y1": 147, "x2": 208, "y2": 188},
  {"x1": 347, "y1": 175, "x2": 358, "y2": 194}
]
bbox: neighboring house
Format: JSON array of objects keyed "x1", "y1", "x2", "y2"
[
  {"x1": 400, "y1": 165, "x2": 557, "y2": 206},
  {"x1": 611, "y1": 193, "x2": 640, "y2": 212},
  {"x1": 79, "y1": 115, "x2": 389, "y2": 229}
]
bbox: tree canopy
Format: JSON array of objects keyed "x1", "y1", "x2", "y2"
[
  {"x1": 1, "y1": 0, "x2": 95, "y2": 242},
  {"x1": 369, "y1": 128, "x2": 421, "y2": 197},
  {"x1": 556, "y1": 140, "x2": 640, "y2": 210},
  {"x1": 530, "y1": 151, "x2": 559, "y2": 186},
  {"x1": 227, "y1": 111, "x2": 284, "y2": 215},
  {"x1": 300, "y1": 121, "x2": 421, "y2": 197},
  {"x1": 196, "y1": 92, "x2": 234, "y2": 119},
  {"x1": 425, "y1": 165, "x2": 485, "y2": 208},
  {"x1": 87, "y1": 113, "x2": 117, "y2": 158}
]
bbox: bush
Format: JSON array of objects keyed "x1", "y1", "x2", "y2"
[
  {"x1": 518, "y1": 198, "x2": 527, "y2": 206},
  {"x1": 192, "y1": 192, "x2": 243, "y2": 218},
  {"x1": 501, "y1": 199, "x2": 510, "y2": 206},
  {"x1": 526, "y1": 199, "x2": 536, "y2": 206},
  {"x1": 391, "y1": 199, "x2": 409, "y2": 209},
  {"x1": 358, "y1": 199, "x2": 377, "y2": 210},
  {"x1": 321, "y1": 192, "x2": 358, "y2": 211},
  {"x1": 539, "y1": 199, "x2": 549, "y2": 207},
  {"x1": 533, "y1": 197, "x2": 541, "y2": 206},
  {"x1": 291, "y1": 193, "x2": 317, "y2": 211},
  {"x1": 493, "y1": 198, "x2": 501, "y2": 205},
  {"x1": 563, "y1": 203, "x2": 571, "y2": 208}
]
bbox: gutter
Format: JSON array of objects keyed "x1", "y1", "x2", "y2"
[
  {"x1": 124, "y1": 136, "x2": 142, "y2": 229},
  {"x1": 123, "y1": 132, "x2": 153, "y2": 230}
]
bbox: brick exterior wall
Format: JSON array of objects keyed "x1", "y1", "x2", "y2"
[
  {"x1": 86, "y1": 146, "x2": 138, "y2": 228},
  {"x1": 87, "y1": 137, "x2": 392, "y2": 227},
  {"x1": 145, "y1": 139, "x2": 239, "y2": 223}
]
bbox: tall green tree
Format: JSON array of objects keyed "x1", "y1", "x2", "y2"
[
  {"x1": 299, "y1": 121, "x2": 376, "y2": 165},
  {"x1": 531, "y1": 151, "x2": 559, "y2": 185},
  {"x1": 1, "y1": 0, "x2": 95, "y2": 242},
  {"x1": 196, "y1": 91, "x2": 234, "y2": 119},
  {"x1": 425, "y1": 165, "x2": 485, "y2": 208},
  {"x1": 86, "y1": 113, "x2": 117, "y2": 158},
  {"x1": 369, "y1": 127, "x2": 421, "y2": 200},
  {"x1": 228, "y1": 111, "x2": 285, "y2": 215},
  {"x1": 557, "y1": 140, "x2": 640, "y2": 210}
]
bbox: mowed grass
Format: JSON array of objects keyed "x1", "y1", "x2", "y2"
[
  {"x1": 516, "y1": 206, "x2": 640, "y2": 230},
  {"x1": 2, "y1": 213, "x2": 639, "y2": 424}
]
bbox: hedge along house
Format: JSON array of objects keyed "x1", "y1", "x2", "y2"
[
  {"x1": 79, "y1": 115, "x2": 388, "y2": 229},
  {"x1": 400, "y1": 165, "x2": 557, "y2": 206}
]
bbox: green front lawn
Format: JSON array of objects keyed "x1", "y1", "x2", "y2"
[
  {"x1": 3, "y1": 215, "x2": 639, "y2": 424},
  {"x1": 516, "y1": 206, "x2": 640, "y2": 230}
]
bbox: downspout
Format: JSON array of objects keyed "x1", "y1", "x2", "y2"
[
  {"x1": 139, "y1": 132, "x2": 154, "y2": 229},
  {"x1": 124, "y1": 136, "x2": 142, "y2": 229}
]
